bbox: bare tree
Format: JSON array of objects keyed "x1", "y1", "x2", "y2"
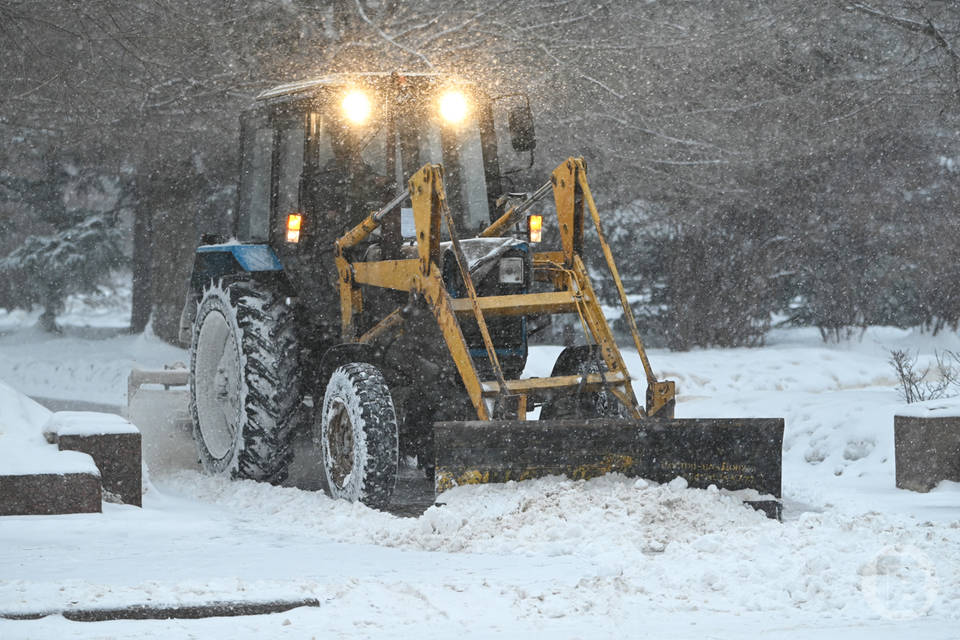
[{"x1": 2, "y1": 0, "x2": 959, "y2": 344}]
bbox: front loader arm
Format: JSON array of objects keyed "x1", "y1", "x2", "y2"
[
  {"x1": 333, "y1": 164, "x2": 500, "y2": 421},
  {"x1": 518, "y1": 157, "x2": 677, "y2": 417},
  {"x1": 409, "y1": 165, "x2": 495, "y2": 420},
  {"x1": 334, "y1": 158, "x2": 673, "y2": 422}
]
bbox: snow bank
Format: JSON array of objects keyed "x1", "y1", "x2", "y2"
[
  {"x1": 0, "y1": 380, "x2": 98, "y2": 476},
  {"x1": 161, "y1": 472, "x2": 770, "y2": 555}
]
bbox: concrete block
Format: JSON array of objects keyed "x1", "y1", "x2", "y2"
[
  {"x1": 0, "y1": 472, "x2": 101, "y2": 516},
  {"x1": 45, "y1": 412, "x2": 142, "y2": 507},
  {"x1": 894, "y1": 415, "x2": 960, "y2": 492}
]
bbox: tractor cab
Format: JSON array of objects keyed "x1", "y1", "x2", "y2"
[
  {"x1": 182, "y1": 72, "x2": 538, "y2": 376},
  {"x1": 236, "y1": 73, "x2": 535, "y2": 259},
  {"x1": 197, "y1": 72, "x2": 537, "y2": 354}
]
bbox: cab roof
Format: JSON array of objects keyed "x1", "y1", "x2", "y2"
[{"x1": 257, "y1": 72, "x2": 456, "y2": 102}]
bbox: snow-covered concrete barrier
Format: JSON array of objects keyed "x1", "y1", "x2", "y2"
[
  {"x1": 894, "y1": 407, "x2": 960, "y2": 492},
  {"x1": 0, "y1": 382, "x2": 104, "y2": 515},
  {"x1": 43, "y1": 412, "x2": 142, "y2": 506},
  {"x1": 0, "y1": 465, "x2": 102, "y2": 516}
]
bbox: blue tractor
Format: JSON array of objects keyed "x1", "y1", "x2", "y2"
[
  {"x1": 179, "y1": 73, "x2": 783, "y2": 515},
  {"x1": 179, "y1": 73, "x2": 549, "y2": 505}
]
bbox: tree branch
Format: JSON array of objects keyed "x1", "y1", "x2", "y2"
[
  {"x1": 847, "y1": 2, "x2": 960, "y2": 103},
  {"x1": 353, "y1": 0, "x2": 435, "y2": 70}
]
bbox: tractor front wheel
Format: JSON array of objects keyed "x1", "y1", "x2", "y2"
[{"x1": 317, "y1": 362, "x2": 399, "y2": 509}]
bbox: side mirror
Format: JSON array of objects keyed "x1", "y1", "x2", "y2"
[{"x1": 508, "y1": 104, "x2": 536, "y2": 153}]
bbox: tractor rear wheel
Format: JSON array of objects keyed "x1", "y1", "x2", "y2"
[
  {"x1": 317, "y1": 362, "x2": 399, "y2": 509},
  {"x1": 539, "y1": 345, "x2": 626, "y2": 420},
  {"x1": 189, "y1": 280, "x2": 300, "y2": 483}
]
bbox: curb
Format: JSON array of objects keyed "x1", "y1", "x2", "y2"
[{"x1": 1, "y1": 598, "x2": 321, "y2": 621}]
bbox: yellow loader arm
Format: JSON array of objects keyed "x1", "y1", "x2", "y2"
[
  {"x1": 335, "y1": 158, "x2": 675, "y2": 420},
  {"x1": 333, "y1": 158, "x2": 783, "y2": 515},
  {"x1": 483, "y1": 157, "x2": 676, "y2": 416}
]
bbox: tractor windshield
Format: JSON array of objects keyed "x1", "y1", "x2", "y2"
[
  {"x1": 237, "y1": 80, "x2": 502, "y2": 247},
  {"x1": 397, "y1": 113, "x2": 489, "y2": 233},
  {"x1": 304, "y1": 86, "x2": 491, "y2": 235}
]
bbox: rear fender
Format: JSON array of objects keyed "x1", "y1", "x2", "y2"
[
  {"x1": 189, "y1": 244, "x2": 283, "y2": 292},
  {"x1": 179, "y1": 243, "x2": 290, "y2": 346}
]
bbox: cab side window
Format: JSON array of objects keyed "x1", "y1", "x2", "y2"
[
  {"x1": 272, "y1": 112, "x2": 307, "y2": 242},
  {"x1": 237, "y1": 112, "x2": 272, "y2": 241}
]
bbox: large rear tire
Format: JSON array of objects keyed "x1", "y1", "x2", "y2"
[
  {"x1": 189, "y1": 280, "x2": 300, "y2": 482},
  {"x1": 539, "y1": 345, "x2": 626, "y2": 420},
  {"x1": 318, "y1": 362, "x2": 399, "y2": 509}
]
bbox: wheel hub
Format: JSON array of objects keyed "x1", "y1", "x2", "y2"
[
  {"x1": 326, "y1": 400, "x2": 355, "y2": 489},
  {"x1": 194, "y1": 309, "x2": 242, "y2": 461},
  {"x1": 214, "y1": 353, "x2": 240, "y2": 414}
]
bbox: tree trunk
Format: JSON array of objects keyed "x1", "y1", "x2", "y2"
[{"x1": 130, "y1": 207, "x2": 153, "y2": 333}]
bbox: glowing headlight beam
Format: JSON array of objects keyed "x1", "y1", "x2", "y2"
[
  {"x1": 439, "y1": 90, "x2": 469, "y2": 125},
  {"x1": 342, "y1": 90, "x2": 372, "y2": 125}
]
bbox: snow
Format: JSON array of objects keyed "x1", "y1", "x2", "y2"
[
  {"x1": 892, "y1": 397, "x2": 960, "y2": 418},
  {"x1": 1, "y1": 307, "x2": 960, "y2": 638},
  {"x1": 44, "y1": 411, "x2": 139, "y2": 437},
  {"x1": 0, "y1": 379, "x2": 99, "y2": 476},
  {"x1": 0, "y1": 324, "x2": 186, "y2": 407}
]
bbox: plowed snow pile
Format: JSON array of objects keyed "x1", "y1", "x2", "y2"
[
  {"x1": 163, "y1": 472, "x2": 771, "y2": 555},
  {"x1": 158, "y1": 471, "x2": 959, "y2": 621}
]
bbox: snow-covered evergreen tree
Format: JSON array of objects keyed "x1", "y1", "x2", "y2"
[{"x1": 0, "y1": 214, "x2": 125, "y2": 331}]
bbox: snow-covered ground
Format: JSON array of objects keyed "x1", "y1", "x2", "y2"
[{"x1": 1, "y1": 300, "x2": 959, "y2": 639}]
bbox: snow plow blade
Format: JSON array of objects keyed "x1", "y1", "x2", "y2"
[{"x1": 434, "y1": 418, "x2": 784, "y2": 508}]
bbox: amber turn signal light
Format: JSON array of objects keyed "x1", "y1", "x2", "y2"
[
  {"x1": 286, "y1": 213, "x2": 303, "y2": 243},
  {"x1": 528, "y1": 214, "x2": 542, "y2": 243}
]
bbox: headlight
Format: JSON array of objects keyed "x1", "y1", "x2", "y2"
[
  {"x1": 439, "y1": 90, "x2": 469, "y2": 124},
  {"x1": 341, "y1": 90, "x2": 372, "y2": 125},
  {"x1": 499, "y1": 257, "x2": 523, "y2": 284}
]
